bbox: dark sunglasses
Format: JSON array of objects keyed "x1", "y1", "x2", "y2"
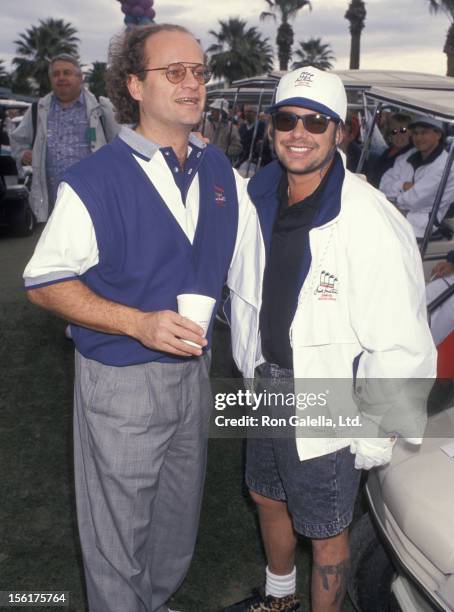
[
  {"x1": 271, "y1": 111, "x2": 338, "y2": 134},
  {"x1": 138, "y1": 62, "x2": 212, "y2": 85},
  {"x1": 390, "y1": 127, "x2": 408, "y2": 135}
]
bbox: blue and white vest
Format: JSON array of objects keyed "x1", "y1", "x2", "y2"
[{"x1": 63, "y1": 135, "x2": 239, "y2": 366}]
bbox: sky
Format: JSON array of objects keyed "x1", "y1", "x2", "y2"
[{"x1": 0, "y1": 0, "x2": 452, "y2": 78}]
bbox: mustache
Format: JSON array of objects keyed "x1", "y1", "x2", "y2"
[{"x1": 282, "y1": 140, "x2": 318, "y2": 148}]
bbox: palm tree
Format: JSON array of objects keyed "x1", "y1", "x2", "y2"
[
  {"x1": 86, "y1": 61, "x2": 107, "y2": 98},
  {"x1": 427, "y1": 0, "x2": 454, "y2": 76},
  {"x1": 13, "y1": 18, "x2": 79, "y2": 96},
  {"x1": 345, "y1": 0, "x2": 366, "y2": 69},
  {"x1": 292, "y1": 38, "x2": 335, "y2": 70},
  {"x1": 207, "y1": 18, "x2": 274, "y2": 85},
  {"x1": 0, "y1": 59, "x2": 11, "y2": 87},
  {"x1": 260, "y1": 0, "x2": 312, "y2": 72},
  {"x1": 9, "y1": 68, "x2": 33, "y2": 96}
]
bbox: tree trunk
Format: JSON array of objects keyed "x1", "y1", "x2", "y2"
[
  {"x1": 444, "y1": 22, "x2": 454, "y2": 77},
  {"x1": 345, "y1": 0, "x2": 366, "y2": 71},
  {"x1": 277, "y1": 22, "x2": 293, "y2": 72},
  {"x1": 350, "y1": 31, "x2": 361, "y2": 69},
  {"x1": 447, "y1": 52, "x2": 454, "y2": 77},
  {"x1": 279, "y1": 56, "x2": 289, "y2": 71}
]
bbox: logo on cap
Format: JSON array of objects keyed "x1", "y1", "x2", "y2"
[{"x1": 295, "y1": 71, "x2": 314, "y2": 87}]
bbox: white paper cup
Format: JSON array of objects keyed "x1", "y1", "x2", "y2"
[{"x1": 177, "y1": 293, "x2": 216, "y2": 347}]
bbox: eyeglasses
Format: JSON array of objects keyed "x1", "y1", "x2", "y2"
[
  {"x1": 138, "y1": 62, "x2": 212, "y2": 85},
  {"x1": 271, "y1": 111, "x2": 337, "y2": 134},
  {"x1": 390, "y1": 127, "x2": 408, "y2": 135}
]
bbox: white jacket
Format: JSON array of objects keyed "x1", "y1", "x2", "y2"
[
  {"x1": 379, "y1": 146, "x2": 454, "y2": 238},
  {"x1": 228, "y1": 166, "x2": 437, "y2": 462},
  {"x1": 10, "y1": 89, "x2": 119, "y2": 222}
]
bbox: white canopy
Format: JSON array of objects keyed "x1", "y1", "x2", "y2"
[
  {"x1": 206, "y1": 87, "x2": 276, "y2": 106},
  {"x1": 333, "y1": 70, "x2": 454, "y2": 91},
  {"x1": 366, "y1": 86, "x2": 454, "y2": 122},
  {"x1": 230, "y1": 70, "x2": 454, "y2": 92}
]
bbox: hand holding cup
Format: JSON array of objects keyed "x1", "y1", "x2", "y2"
[{"x1": 177, "y1": 294, "x2": 216, "y2": 348}]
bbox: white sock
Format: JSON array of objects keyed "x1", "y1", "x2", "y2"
[{"x1": 265, "y1": 565, "x2": 296, "y2": 598}]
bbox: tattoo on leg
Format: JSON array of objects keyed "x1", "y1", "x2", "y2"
[{"x1": 314, "y1": 558, "x2": 351, "y2": 605}]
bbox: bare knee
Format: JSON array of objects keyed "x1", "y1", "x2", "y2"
[
  {"x1": 249, "y1": 489, "x2": 286, "y2": 511},
  {"x1": 312, "y1": 529, "x2": 349, "y2": 563}
]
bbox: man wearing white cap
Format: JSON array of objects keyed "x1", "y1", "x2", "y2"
[
  {"x1": 226, "y1": 67, "x2": 435, "y2": 611},
  {"x1": 380, "y1": 115, "x2": 454, "y2": 238},
  {"x1": 202, "y1": 97, "x2": 242, "y2": 161}
]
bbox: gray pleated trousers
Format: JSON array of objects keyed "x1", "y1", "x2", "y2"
[{"x1": 73, "y1": 351, "x2": 212, "y2": 612}]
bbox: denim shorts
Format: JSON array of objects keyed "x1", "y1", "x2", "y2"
[{"x1": 245, "y1": 363, "x2": 361, "y2": 539}]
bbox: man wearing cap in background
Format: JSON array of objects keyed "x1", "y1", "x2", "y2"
[
  {"x1": 226, "y1": 66, "x2": 435, "y2": 612},
  {"x1": 380, "y1": 115, "x2": 454, "y2": 238},
  {"x1": 237, "y1": 104, "x2": 273, "y2": 171},
  {"x1": 10, "y1": 54, "x2": 118, "y2": 223},
  {"x1": 202, "y1": 98, "x2": 242, "y2": 162}
]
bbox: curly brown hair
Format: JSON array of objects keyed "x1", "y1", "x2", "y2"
[{"x1": 106, "y1": 23, "x2": 192, "y2": 125}]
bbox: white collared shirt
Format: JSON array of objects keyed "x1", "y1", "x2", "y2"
[{"x1": 24, "y1": 127, "x2": 252, "y2": 286}]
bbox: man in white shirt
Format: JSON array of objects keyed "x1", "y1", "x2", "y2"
[
  {"x1": 23, "y1": 23, "x2": 256, "y2": 612},
  {"x1": 226, "y1": 67, "x2": 435, "y2": 612},
  {"x1": 380, "y1": 115, "x2": 454, "y2": 238}
]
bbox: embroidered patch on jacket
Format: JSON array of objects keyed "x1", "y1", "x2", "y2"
[
  {"x1": 314, "y1": 270, "x2": 338, "y2": 300},
  {"x1": 214, "y1": 185, "x2": 226, "y2": 206}
]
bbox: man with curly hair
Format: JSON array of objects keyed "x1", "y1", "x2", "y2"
[{"x1": 23, "y1": 23, "x2": 257, "y2": 612}]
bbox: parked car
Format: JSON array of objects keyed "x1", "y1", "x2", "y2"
[{"x1": 0, "y1": 100, "x2": 35, "y2": 236}]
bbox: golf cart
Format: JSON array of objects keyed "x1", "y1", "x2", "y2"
[
  {"x1": 206, "y1": 69, "x2": 454, "y2": 175},
  {"x1": 358, "y1": 85, "x2": 454, "y2": 274},
  {"x1": 0, "y1": 99, "x2": 35, "y2": 236},
  {"x1": 348, "y1": 86, "x2": 454, "y2": 612}
]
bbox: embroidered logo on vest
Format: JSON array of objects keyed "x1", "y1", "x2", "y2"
[
  {"x1": 315, "y1": 270, "x2": 338, "y2": 300},
  {"x1": 214, "y1": 185, "x2": 226, "y2": 207}
]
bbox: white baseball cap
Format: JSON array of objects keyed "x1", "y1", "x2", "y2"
[
  {"x1": 269, "y1": 66, "x2": 347, "y2": 122},
  {"x1": 409, "y1": 115, "x2": 444, "y2": 132},
  {"x1": 209, "y1": 98, "x2": 229, "y2": 113}
]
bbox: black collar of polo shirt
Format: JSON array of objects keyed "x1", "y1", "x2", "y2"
[{"x1": 407, "y1": 142, "x2": 445, "y2": 171}]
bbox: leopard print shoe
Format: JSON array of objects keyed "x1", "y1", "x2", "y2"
[{"x1": 246, "y1": 593, "x2": 300, "y2": 611}]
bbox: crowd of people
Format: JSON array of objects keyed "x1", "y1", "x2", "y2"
[
  {"x1": 199, "y1": 99, "x2": 273, "y2": 176},
  {"x1": 6, "y1": 54, "x2": 454, "y2": 245},
  {"x1": 199, "y1": 97, "x2": 454, "y2": 242},
  {"x1": 2, "y1": 21, "x2": 452, "y2": 612}
]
